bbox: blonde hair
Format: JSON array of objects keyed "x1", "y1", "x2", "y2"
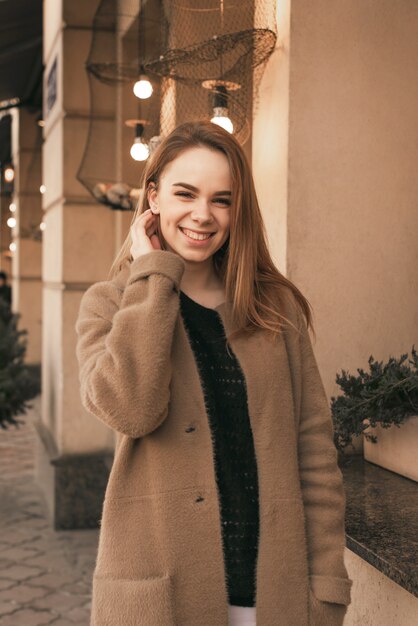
[{"x1": 108, "y1": 120, "x2": 314, "y2": 343}]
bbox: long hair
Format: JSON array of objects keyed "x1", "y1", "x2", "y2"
[{"x1": 108, "y1": 120, "x2": 314, "y2": 343}]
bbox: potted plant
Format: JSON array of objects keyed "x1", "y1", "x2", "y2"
[{"x1": 331, "y1": 346, "x2": 418, "y2": 481}]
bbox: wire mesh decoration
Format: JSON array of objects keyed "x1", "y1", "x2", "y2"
[
  {"x1": 150, "y1": 0, "x2": 278, "y2": 145},
  {"x1": 149, "y1": 1, "x2": 276, "y2": 82},
  {"x1": 77, "y1": 0, "x2": 169, "y2": 211},
  {"x1": 77, "y1": 0, "x2": 278, "y2": 211}
]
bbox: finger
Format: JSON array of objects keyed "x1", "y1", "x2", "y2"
[
  {"x1": 145, "y1": 225, "x2": 157, "y2": 238},
  {"x1": 131, "y1": 211, "x2": 155, "y2": 233},
  {"x1": 150, "y1": 234, "x2": 161, "y2": 250}
]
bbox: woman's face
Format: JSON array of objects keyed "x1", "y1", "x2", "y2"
[{"x1": 147, "y1": 146, "x2": 231, "y2": 262}]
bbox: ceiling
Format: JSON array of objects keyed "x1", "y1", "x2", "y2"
[{"x1": 0, "y1": 0, "x2": 43, "y2": 112}]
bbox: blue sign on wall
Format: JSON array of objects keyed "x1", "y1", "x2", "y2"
[{"x1": 46, "y1": 57, "x2": 57, "y2": 115}]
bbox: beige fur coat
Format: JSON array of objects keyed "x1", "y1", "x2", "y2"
[{"x1": 75, "y1": 249, "x2": 353, "y2": 625}]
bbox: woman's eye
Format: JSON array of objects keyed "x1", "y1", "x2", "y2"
[{"x1": 175, "y1": 192, "x2": 230, "y2": 206}]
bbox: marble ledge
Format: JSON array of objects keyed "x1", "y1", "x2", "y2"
[{"x1": 340, "y1": 454, "x2": 417, "y2": 597}]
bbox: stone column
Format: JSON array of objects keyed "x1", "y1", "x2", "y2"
[
  {"x1": 36, "y1": 0, "x2": 123, "y2": 529},
  {"x1": 253, "y1": 0, "x2": 418, "y2": 455}
]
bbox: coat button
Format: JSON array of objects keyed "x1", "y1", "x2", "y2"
[
  {"x1": 195, "y1": 495, "x2": 204, "y2": 503},
  {"x1": 185, "y1": 426, "x2": 196, "y2": 433}
]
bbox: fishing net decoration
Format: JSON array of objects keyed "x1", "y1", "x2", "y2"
[
  {"x1": 77, "y1": 0, "x2": 169, "y2": 211},
  {"x1": 150, "y1": 0, "x2": 277, "y2": 146},
  {"x1": 77, "y1": 0, "x2": 277, "y2": 211}
]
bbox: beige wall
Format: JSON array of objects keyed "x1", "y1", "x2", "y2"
[
  {"x1": 252, "y1": 0, "x2": 290, "y2": 275},
  {"x1": 254, "y1": 1, "x2": 418, "y2": 456},
  {"x1": 344, "y1": 549, "x2": 417, "y2": 626},
  {"x1": 42, "y1": 0, "x2": 117, "y2": 455}
]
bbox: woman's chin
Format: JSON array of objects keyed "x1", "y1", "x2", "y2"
[{"x1": 163, "y1": 236, "x2": 214, "y2": 259}]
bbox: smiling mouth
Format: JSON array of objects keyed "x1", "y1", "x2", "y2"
[{"x1": 179, "y1": 227, "x2": 216, "y2": 241}]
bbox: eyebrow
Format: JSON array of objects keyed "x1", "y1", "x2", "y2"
[{"x1": 172, "y1": 182, "x2": 231, "y2": 196}]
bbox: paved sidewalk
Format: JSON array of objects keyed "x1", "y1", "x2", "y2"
[{"x1": 0, "y1": 395, "x2": 99, "y2": 625}]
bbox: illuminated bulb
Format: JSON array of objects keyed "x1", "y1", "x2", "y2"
[
  {"x1": 211, "y1": 107, "x2": 233, "y2": 133},
  {"x1": 9, "y1": 203, "x2": 16, "y2": 212},
  {"x1": 40, "y1": 221, "x2": 46, "y2": 231},
  {"x1": 40, "y1": 184, "x2": 46, "y2": 194},
  {"x1": 9, "y1": 242, "x2": 16, "y2": 252},
  {"x1": 4, "y1": 167, "x2": 14, "y2": 183},
  {"x1": 133, "y1": 75, "x2": 153, "y2": 99},
  {"x1": 130, "y1": 138, "x2": 150, "y2": 161},
  {"x1": 7, "y1": 217, "x2": 16, "y2": 228}
]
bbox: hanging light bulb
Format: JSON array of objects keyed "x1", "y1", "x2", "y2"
[
  {"x1": 9, "y1": 242, "x2": 16, "y2": 252},
  {"x1": 133, "y1": 74, "x2": 153, "y2": 99},
  {"x1": 210, "y1": 85, "x2": 233, "y2": 133},
  {"x1": 133, "y1": 3, "x2": 153, "y2": 99},
  {"x1": 7, "y1": 216, "x2": 16, "y2": 228},
  {"x1": 130, "y1": 139, "x2": 149, "y2": 161},
  {"x1": 3, "y1": 164, "x2": 15, "y2": 183},
  {"x1": 211, "y1": 107, "x2": 234, "y2": 133},
  {"x1": 130, "y1": 123, "x2": 150, "y2": 161}
]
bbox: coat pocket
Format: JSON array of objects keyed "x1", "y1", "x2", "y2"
[
  {"x1": 90, "y1": 572, "x2": 176, "y2": 626},
  {"x1": 308, "y1": 587, "x2": 348, "y2": 626}
]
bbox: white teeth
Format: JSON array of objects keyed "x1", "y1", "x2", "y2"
[{"x1": 181, "y1": 228, "x2": 213, "y2": 241}]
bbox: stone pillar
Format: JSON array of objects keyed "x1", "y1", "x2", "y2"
[
  {"x1": 252, "y1": 0, "x2": 290, "y2": 275},
  {"x1": 36, "y1": 0, "x2": 122, "y2": 529},
  {"x1": 9, "y1": 108, "x2": 43, "y2": 363},
  {"x1": 253, "y1": 0, "x2": 418, "y2": 457}
]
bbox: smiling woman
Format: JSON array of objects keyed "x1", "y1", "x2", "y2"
[
  {"x1": 107, "y1": 120, "x2": 314, "y2": 344},
  {"x1": 76, "y1": 120, "x2": 353, "y2": 626},
  {"x1": 144, "y1": 145, "x2": 232, "y2": 300}
]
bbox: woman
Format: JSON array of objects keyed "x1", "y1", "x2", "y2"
[{"x1": 75, "y1": 120, "x2": 353, "y2": 626}]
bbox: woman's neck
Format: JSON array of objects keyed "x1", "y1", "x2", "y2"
[{"x1": 180, "y1": 259, "x2": 223, "y2": 294}]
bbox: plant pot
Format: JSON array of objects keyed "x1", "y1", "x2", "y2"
[{"x1": 363, "y1": 416, "x2": 418, "y2": 482}]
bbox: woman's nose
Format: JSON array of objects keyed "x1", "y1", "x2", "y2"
[{"x1": 190, "y1": 200, "x2": 215, "y2": 222}]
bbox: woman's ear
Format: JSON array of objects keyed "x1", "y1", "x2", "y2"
[{"x1": 147, "y1": 184, "x2": 160, "y2": 214}]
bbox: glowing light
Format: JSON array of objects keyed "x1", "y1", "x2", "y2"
[
  {"x1": 7, "y1": 217, "x2": 16, "y2": 228},
  {"x1": 210, "y1": 112, "x2": 234, "y2": 134},
  {"x1": 4, "y1": 166, "x2": 14, "y2": 183},
  {"x1": 133, "y1": 75, "x2": 153, "y2": 99},
  {"x1": 40, "y1": 221, "x2": 46, "y2": 231},
  {"x1": 9, "y1": 242, "x2": 16, "y2": 252},
  {"x1": 9, "y1": 203, "x2": 16, "y2": 212},
  {"x1": 130, "y1": 139, "x2": 150, "y2": 161},
  {"x1": 40, "y1": 184, "x2": 46, "y2": 194}
]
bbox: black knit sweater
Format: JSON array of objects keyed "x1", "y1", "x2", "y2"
[{"x1": 179, "y1": 290, "x2": 260, "y2": 607}]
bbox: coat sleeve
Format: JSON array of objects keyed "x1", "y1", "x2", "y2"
[
  {"x1": 75, "y1": 250, "x2": 185, "y2": 438},
  {"x1": 295, "y1": 305, "x2": 353, "y2": 607}
]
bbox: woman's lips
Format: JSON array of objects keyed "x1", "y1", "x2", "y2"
[{"x1": 178, "y1": 227, "x2": 216, "y2": 244}]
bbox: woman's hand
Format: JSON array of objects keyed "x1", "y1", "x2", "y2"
[{"x1": 130, "y1": 209, "x2": 162, "y2": 260}]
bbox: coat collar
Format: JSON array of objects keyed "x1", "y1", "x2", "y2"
[{"x1": 112, "y1": 256, "x2": 235, "y2": 327}]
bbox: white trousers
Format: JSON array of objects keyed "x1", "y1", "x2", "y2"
[{"x1": 227, "y1": 604, "x2": 257, "y2": 626}]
